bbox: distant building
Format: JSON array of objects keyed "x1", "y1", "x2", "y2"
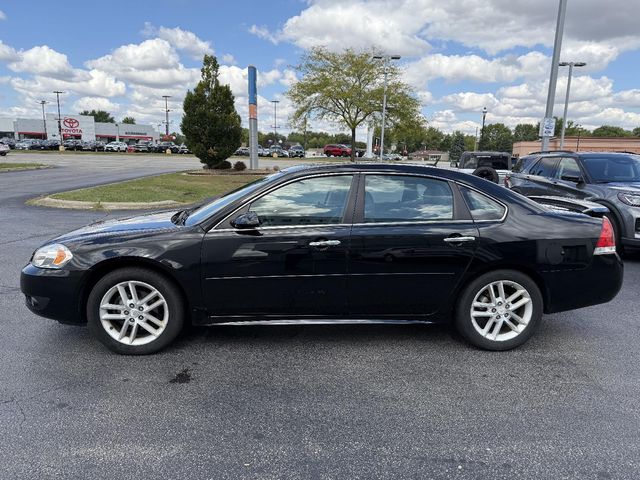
[
  {"x1": 513, "y1": 136, "x2": 640, "y2": 157},
  {"x1": 0, "y1": 114, "x2": 159, "y2": 143}
]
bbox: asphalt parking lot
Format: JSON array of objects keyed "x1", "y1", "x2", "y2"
[{"x1": 1, "y1": 153, "x2": 640, "y2": 479}]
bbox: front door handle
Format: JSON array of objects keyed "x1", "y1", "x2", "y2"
[
  {"x1": 443, "y1": 236, "x2": 476, "y2": 244},
  {"x1": 309, "y1": 240, "x2": 341, "y2": 248}
]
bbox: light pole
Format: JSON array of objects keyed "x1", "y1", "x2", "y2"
[
  {"x1": 559, "y1": 61, "x2": 586, "y2": 149},
  {"x1": 480, "y1": 107, "x2": 488, "y2": 149},
  {"x1": 115, "y1": 123, "x2": 119, "y2": 142},
  {"x1": 162, "y1": 95, "x2": 171, "y2": 137},
  {"x1": 271, "y1": 100, "x2": 279, "y2": 142},
  {"x1": 541, "y1": 0, "x2": 567, "y2": 152},
  {"x1": 373, "y1": 54, "x2": 401, "y2": 159},
  {"x1": 53, "y1": 90, "x2": 65, "y2": 142},
  {"x1": 38, "y1": 100, "x2": 48, "y2": 139},
  {"x1": 576, "y1": 124, "x2": 583, "y2": 151}
]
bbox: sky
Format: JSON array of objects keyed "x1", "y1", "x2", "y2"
[{"x1": 1, "y1": 0, "x2": 640, "y2": 141}]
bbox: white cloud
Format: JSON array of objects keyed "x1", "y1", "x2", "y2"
[
  {"x1": 73, "y1": 97, "x2": 120, "y2": 113},
  {"x1": 248, "y1": 25, "x2": 281, "y2": 45},
  {"x1": 0, "y1": 41, "x2": 18, "y2": 61},
  {"x1": 222, "y1": 53, "x2": 237, "y2": 65},
  {"x1": 143, "y1": 23, "x2": 214, "y2": 60},
  {"x1": 0, "y1": 10, "x2": 6, "y2": 21},
  {"x1": 403, "y1": 51, "x2": 549, "y2": 88},
  {"x1": 8, "y1": 45, "x2": 75, "y2": 79}
]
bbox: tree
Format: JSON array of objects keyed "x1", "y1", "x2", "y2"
[
  {"x1": 121, "y1": 116, "x2": 136, "y2": 124},
  {"x1": 633, "y1": 127, "x2": 640, "y2": 137},
  {"x1": 287, "y1": 47, "x2": 420, "y2": 161},
  {"x1": 181, "y1": 55, "x2": 242, "y2": 168},
  {"x1": 479, "y1": 123, "x2": 513, "y2": 152},
  {"x1": 80, "y1": 110, "x2": 114, "y2": 123},
  {"x1": 513, "y1": 123, "x2": 538, "y2": 142},
  {"x1": 385, "y1": 115, "x2": 430, "y2": 153},
  {"x1": 592, "y1": 125, "x2": 631, "y2": 137},
  {"x1": 449, "y1": 131, "x2": 466, "y2": 164}
]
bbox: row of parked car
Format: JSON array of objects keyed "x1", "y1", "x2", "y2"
[
  {"x1": 234, "y1": 144, "x2": 306, "y2": 158},
  {"x1": 0, "y1": 137, "x2": 191, "y2": 154}
]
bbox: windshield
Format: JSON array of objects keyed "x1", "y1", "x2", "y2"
[
  {"x1": 581, "y1": 155, "x2": 640, "y2": 183},
  {"x1": 184, "y1": 172, "x2": 283, "y2": 226}
]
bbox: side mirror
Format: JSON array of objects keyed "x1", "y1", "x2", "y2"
[
  {"x1": 232, "y1": 212, "x2": 260, "y2": 229},
  {"x1": 561, "y1": 174, "x2": 584, "y2": 184}
]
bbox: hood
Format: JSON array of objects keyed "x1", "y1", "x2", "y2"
[
  {"x1": 602, "y1": 182, "x2": 640, "y2": 192},
  {"x1": 53, "y1": 210, "x2": 181, "y2": 243}
]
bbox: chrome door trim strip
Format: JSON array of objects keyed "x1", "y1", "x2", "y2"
[{"x1": 205, "y1": 272, "x2": 455, "y2": 280}]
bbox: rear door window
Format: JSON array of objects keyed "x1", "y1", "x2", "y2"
[
  {"x1": 555, "y1": 157, "x2": 582, "y2": 180},
  {"x1": 363, "y1": 175, "x2": 454, "y2": 223},
  {"x1": 460, "y1": 187, "x2": 506, "y2": 221}
]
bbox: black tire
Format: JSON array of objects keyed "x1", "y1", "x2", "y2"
[
  {"x1": 472, "y1": 166, "x2": 499, "y2": 183},
  {"x1": 454, "y1": 270, "x2": 543, "y2": 351},
  {"x1": 325, "y1": 153, "x2": 331, "y2": 157},
  {"x1": 87, "y1": 267, "x2": 185, "y2": 355}
]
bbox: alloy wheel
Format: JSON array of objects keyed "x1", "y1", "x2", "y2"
[
  {"x1": 99, "y1": 280, "x2": 168, "y2": 346},
  {"x1": 469, "y1": 280, "x2": 533, "y2": 342}
]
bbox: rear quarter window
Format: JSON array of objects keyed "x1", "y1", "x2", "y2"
[{"x1": 460, "y1": 187, "x2": 506, "y2": 221}]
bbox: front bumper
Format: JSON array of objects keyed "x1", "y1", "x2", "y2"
[
  {"x1": 20, "y1": 264, "x2": 86, "y2": 324},
  {"x1": 621, "y1": 237, "x2": 640, "y2": 249}
]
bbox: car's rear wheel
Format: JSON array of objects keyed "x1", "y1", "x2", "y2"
[
  {"x1": 87, "y1": 267, "x2": 185, "y2": 355},
  {"x1": 455, "y1": 270, "x2": 543, "y2": 351}
]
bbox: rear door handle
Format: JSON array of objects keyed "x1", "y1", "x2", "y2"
[
  {"x1": 443, "y1": 236, "x2": 476, "y2": 243},
  {"x1": 309, "y1": 240, "x2": 341, "y2": 248}
]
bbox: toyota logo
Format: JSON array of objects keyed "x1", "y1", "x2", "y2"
[{"x1": 63, "y1": 118, "x2": 80, "y2": 128}]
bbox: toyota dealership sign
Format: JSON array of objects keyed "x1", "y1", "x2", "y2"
[{"x1": 62, "y1": 117, "x2": 83, "y2": 136}]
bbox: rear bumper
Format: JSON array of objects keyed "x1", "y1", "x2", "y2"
[
  {"x1": 542, "y1": 253, "x2": 624, "y2": 314},
  {"x1": 20, "y1": 264, "x2": 86, "y2": 324},
  {"x1": 621, "y1": 237, "x2": 640, "y2": 249}
]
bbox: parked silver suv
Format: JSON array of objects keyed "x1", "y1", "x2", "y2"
[{"x1": 506, "y1": 151, "x2": 640, "y2": 252}]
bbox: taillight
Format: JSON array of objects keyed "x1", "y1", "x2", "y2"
[
  {"x1": 594, "y1": 217, "x2": 616, "y2": 255},
  {"x1": 504, "y1": 174, "x2": 511, "y2": 188}
]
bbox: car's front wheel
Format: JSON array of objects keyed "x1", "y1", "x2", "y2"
[
  {"x1": 454, "y1": 270, "x2": 543, "y2": 351},
  {"x1": 87, "y1": 267, "x2": 185, "y2": 354}
]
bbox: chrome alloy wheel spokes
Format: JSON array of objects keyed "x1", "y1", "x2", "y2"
[
  {"x1": 470, "y1": 280, "x2": 533, "y2": 342},
  {"x1": 99, "y1": 281, "x2": 168, "y2": 346}
]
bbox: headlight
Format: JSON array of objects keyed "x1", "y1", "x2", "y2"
[
  {"x1": 31, "y1": 244, "x2": 73, "y2": 269},
  {"x1": 617, "y1": 192, "x2": 640, "y2": 207}
]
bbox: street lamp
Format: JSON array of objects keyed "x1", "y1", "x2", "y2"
[
  {"x1": 53, "y1": 90, "x2": 65, "y2": 142},
  {"x1": 559, "y1": 61, "x2": 586, "y2": 149},
  {"x1": 38, "y1": 100, "x2": 48, "y2": 139},
  {"x1": 372, "y1": 54, "x2": 401, "y2": 159},
  {"x1": 271, "y1": 100, "x2": 280, "y2": 140},
  {"x1": 115, "y1": 123, "x2": 119, "y2": 142},
  {"x1": 480, "y1": 107, "x2": 488, "y2": 149},
  {"x1": 575, "y1": 124, "x2": 583, "y2": 151},
  {"x1": 162, "y1": 95, "x2": 171, "y2": 137}
]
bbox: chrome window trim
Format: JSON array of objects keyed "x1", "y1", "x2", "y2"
[
  {"x1": 211, "y1": 172, "x2": 357, "y2": 231},
  {"x1": 209, "y1": 170, "x2": 508, "y2": 232}
]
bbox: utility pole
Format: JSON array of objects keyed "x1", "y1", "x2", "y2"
[
  {"x1": 38, "y1": 100, "x2": 48, "y2": 139},
  {"x1": 541, "y1": 0, "x2": 568, "y2": 152},
  {"x1": 162, "y1": 95, "x2": 171, "y2": 137},
  {"x1": 53, "y1": 91, "x2": 64, "y2": 143},
  {"x1": 559, "y1": 61, "x2": 586, "y2": 149},
  {"x1": 373, "y1": 54, "x2": 401, "y2": 160}
]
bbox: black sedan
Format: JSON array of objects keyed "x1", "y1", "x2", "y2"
[{"x1": 21, "y1": 164, "x2": 623, "y2": 354}]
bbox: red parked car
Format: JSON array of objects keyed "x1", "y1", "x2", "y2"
[{"x1": 324, "y1": 144, "x2": 351, "y2": 157}]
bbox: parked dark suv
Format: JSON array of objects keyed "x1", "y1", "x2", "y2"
[{"x1": 506, "y1": 151, "x2": 640, "y2": 251}]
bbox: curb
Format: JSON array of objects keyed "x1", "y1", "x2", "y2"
[{"x1": 27, "y1": 197, "x2": 185, "y2": 211}]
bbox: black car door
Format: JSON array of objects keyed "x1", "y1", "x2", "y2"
[
  {"x1": 200, "y1": 174, "x2": 356, "y2": 319},
  {"x1": 347, "y1": 174, "x2": 479, "y2": 316},
  {"x1": 517, "y1": 157, "x2": 560, "y2": 196}
]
